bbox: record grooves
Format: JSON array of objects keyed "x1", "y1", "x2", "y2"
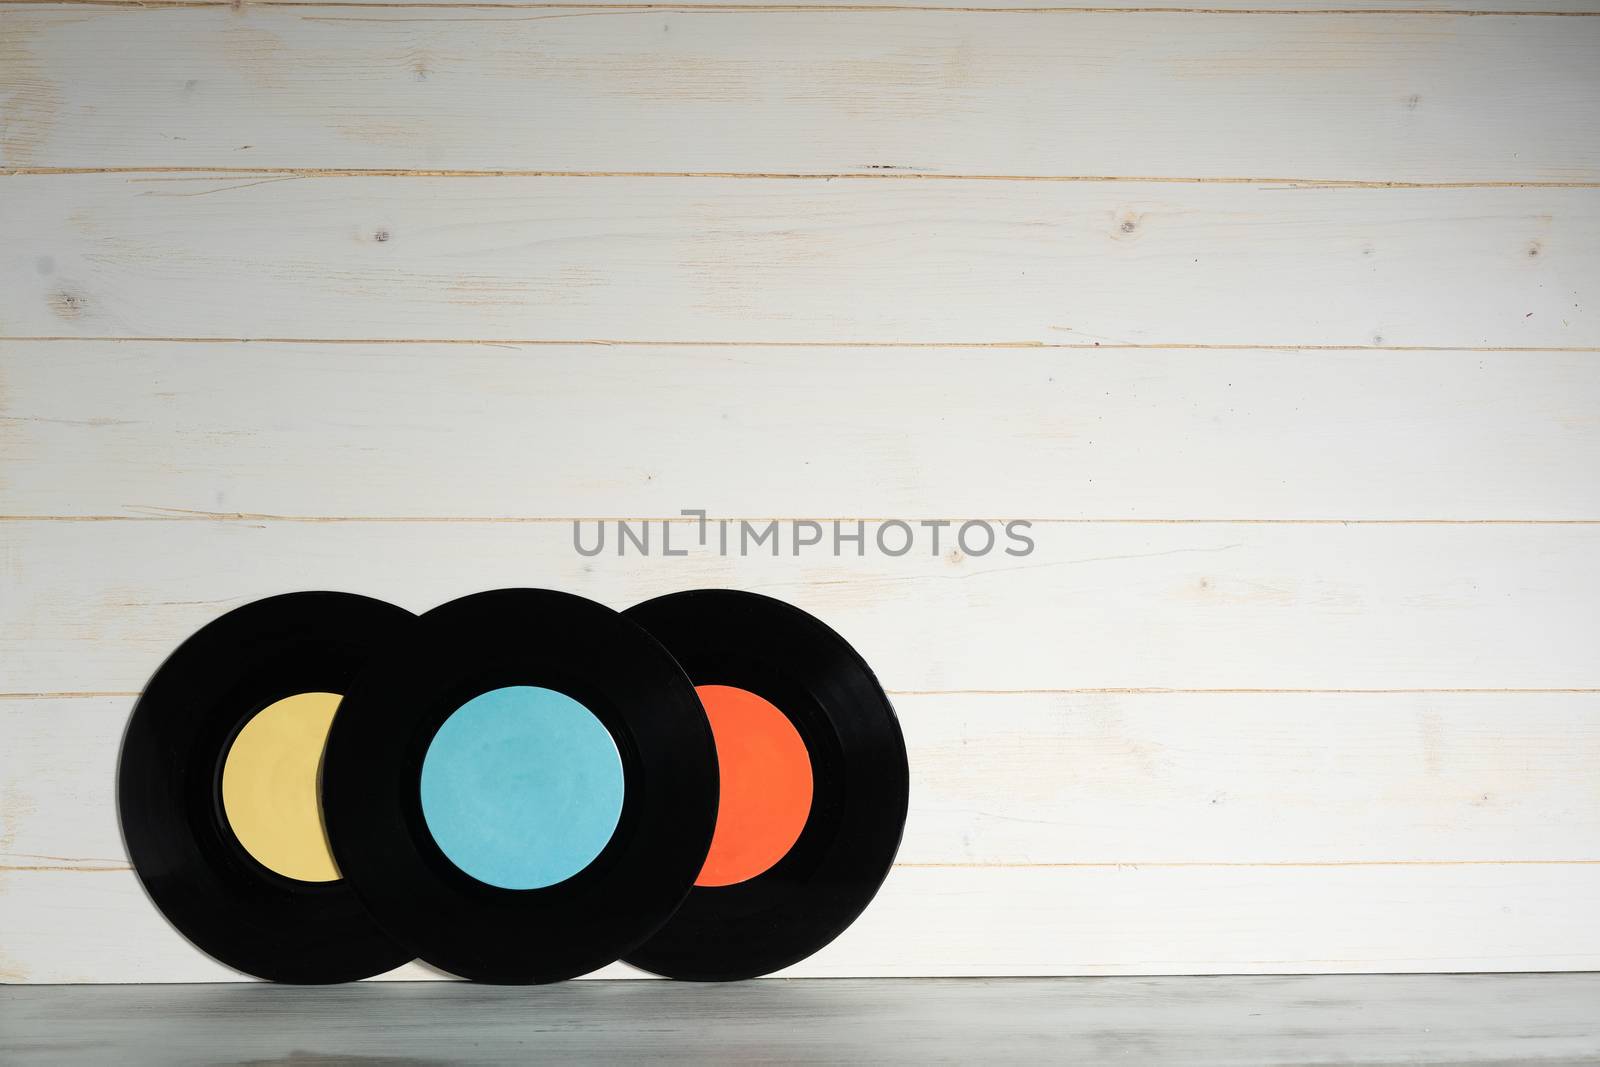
[
  {"x1": 117, "y1": 591, "x2": 416, "y2": 983},
  {"x1": 320, "y1": 588, "x2": 719, "y2": 984},
  {"x1": 622, "y1": 589, "x2": 909, "y2": 981},
  {"x1": 121, "y1": 586, "x2": 904, "y2": 984}
]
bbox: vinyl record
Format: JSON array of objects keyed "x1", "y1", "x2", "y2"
[
  {"x1": 621, "y1": 589, "x2": 908, "y2": 981},
  {"x1": 320, "y1": 588, "x2": 719, "y2": 984},
  {"x1": 118, "y1": 592, "x2": 417, "y2": 983}
]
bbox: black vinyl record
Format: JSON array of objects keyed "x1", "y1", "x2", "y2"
[
  {"x1": 117, "y1": 591, "x2": 416, "y2": 983},
  {"x1": 320, "y1": 588, "x2": 719, "y2": 984},
  {"x1": 622, "y1": 589, "x2": 909, "y2": 981}
]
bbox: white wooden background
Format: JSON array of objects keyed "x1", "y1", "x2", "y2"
[{"x1": 2, "y1": 0, "x2": 1598, "y2": 984}]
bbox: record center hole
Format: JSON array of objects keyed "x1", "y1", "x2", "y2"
[
  {"x1": 420, "y1": 686, "x2": 625, "y2": 891},
  {"x1": 695, "y1": 685, "x2": 814, "y2": 888},
  {"x1": 220, "y1": 691, "x2": 343, "y2": 883}
]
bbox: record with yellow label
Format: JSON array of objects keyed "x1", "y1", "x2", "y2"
[{"x1": 118, "y1": 592, "x2": 415, "y2": 983}]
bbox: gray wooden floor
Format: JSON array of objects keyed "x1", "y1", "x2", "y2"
[{"x1": 3, "y1": 975, "x2": 1599, "y2": 1065}]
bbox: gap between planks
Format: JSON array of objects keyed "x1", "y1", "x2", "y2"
[
  {"x1": 6, "y1": 859, "x2": 1600, "y2": 873},
  {"x1": 2, "y1": 1, "x2": 1599, "y2": 15},
  {"x1": 5, "y1": 338, "x2": 1599, "y2": 353},
  {"x1": 6, "y1": 168, "x2": 1600, "y2": 189},
  {"x1": 5, "y1": 688, "x2": 1597, "y2": 698},
  {"x1": 3, "y1": 515, "x2": 1599, "y2": 525}
]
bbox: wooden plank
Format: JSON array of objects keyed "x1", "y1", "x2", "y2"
[
  {"x1": 5, "y1": 9, "x2": 1600, "y2": 180},
  {"x1": 5, "y1": 692, "x2": 1598, "y2": 873},
  {"x1": 827, "y1": 863, "x2": 1600, "y2": 974},
  {"x1": 10, "y1": 0, "x2": 1600, "y2": 10},
  {"x1": 5, "y1": 976, "x2": 1600, "y2": 1063},
  {"x1": 4, "y1": 862, "x2": 1597, "y2": 981},
  {"x1": 895, "y1": 691, "x2": 1600, "y2": 865},
  {"x1": 0, "y1": 520, "x2": 1596, "y2": 694},
  {"x1": 4, "y1": 342, "x2": 1599, "y2": 521},
  {"x1": 4, "y1": 176, "x2": 1597, "y2": 345}
]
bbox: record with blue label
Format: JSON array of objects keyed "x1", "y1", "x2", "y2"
[{"x1": 319, "y1": 588, "x2": 718, "y2": 983}]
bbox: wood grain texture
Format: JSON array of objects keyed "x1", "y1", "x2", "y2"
[
  {"x1": 9, "y1": 0, "x2": 1600, "y2": 10},
  {"x1": 7, "y1": 976, "x2": 1600, "y2": 1064},
  {"x1": 9, "y1": 692, "x2": 1598, "y2": 874},
  {"x1": 4, "y1": 342, "x2": 1600, "y2": 521},
  {"x1": 1, "y1": 521, "x2": 1597, "y2": 695},
  {"x1": 4, "y1": 8, "x2": 1599, "y2": 180},
  {"x1": 5, "y1": 862, "x2": 1599, "y2": 981},
  {"x1": 5, "y1": 176, "x2": 1597, "y2": 345},
  {"x1": 4, "y1": 0, "x2": 1599, "y2": 987}
]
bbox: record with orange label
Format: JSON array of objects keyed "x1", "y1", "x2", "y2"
[{"x1": 622, "y1": 589, "x2": 908, "y2": 981}]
